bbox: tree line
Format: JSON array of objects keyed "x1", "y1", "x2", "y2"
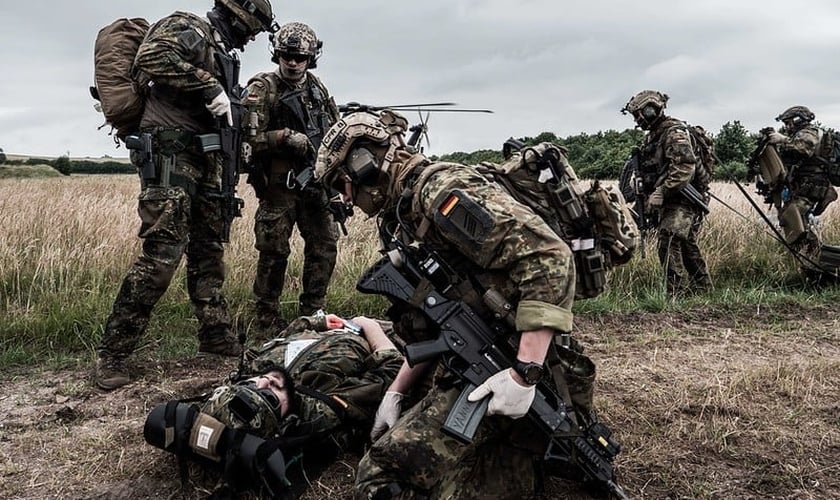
[{"x1": 434, "y1": 120, "x2": 758, "y2": 181}]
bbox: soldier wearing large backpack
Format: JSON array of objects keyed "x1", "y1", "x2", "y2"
[
  {"x1": 763, "y1": 105, "x2": 839, "y2": 277},
  {"x1": 622, "y1": 90, "x2": 713, "y2": 296},
  {"x1": 315, "y1": 110, "x2": 603, "y2": 499},
  {"x1": 243, "y1": 22, "x2": 340, "y2": 336},
  {"x1": 95, "y1": 0, "x2": 277, "y2": 391}
]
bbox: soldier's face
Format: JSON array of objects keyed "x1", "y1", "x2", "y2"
[
  {"x1": 249, "y1": 371, "x2": 291, "y2": 417},
  {"x1": 278, "y1": 53, "x2": 309, "y2": 81}
]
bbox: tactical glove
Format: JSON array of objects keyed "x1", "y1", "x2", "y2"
[
  {"x1": 767, "y1": 131, "x2": 789, "y2": 145},
  {"x1": 282, "y1": 130, "x2": 313, "y2": 158},
  {"x1": 205, "y1": 89, "x2": 233, "y2": 126},
  {"x1": 646, "y1": 185, "x2": 665, "y2": 210},
  {"x1": 467, "y1": 368, "x2": 536, "y2": 419},
  {"x1": 370, "y1": 391, "x2": 403, "y2": 441}
]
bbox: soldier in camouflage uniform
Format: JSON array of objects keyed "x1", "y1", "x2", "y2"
[
  {"x1": 315, "y1": 111, "x2": 600, "y2": 499},
  {"x1": 765, "y1": 106, "x2": 839, "y2": 274},
  {"x1": 170, "y1": 313, "x2": 403, "y2": 496},
  {"x1": 95, "y1": 0, "x2": 277, "y2": 391},
  {"x1": 622, "y1": 90, "x2": 713, "y2": 295},
  {"x1": 243, "y1": 22, "x2": 340, "y2": 335}
]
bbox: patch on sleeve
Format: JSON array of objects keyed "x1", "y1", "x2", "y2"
[
  {"x1": 432, "y1": 189, "x2": 494, "y2": 245},
  {"x1": 178, "y1": 28, "x2": 205, "y2": 53}
]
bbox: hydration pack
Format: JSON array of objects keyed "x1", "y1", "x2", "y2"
[
  {"x1": 478, "y1": 141, "x2": 639, "y2": 299},
  {"x1": 90, "y1": 17, "x2": 151, "y2": 140},
  {"x1": 817, "y1": 129, "x2": 840, "y2": 186}
]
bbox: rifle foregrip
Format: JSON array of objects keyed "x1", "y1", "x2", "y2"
[
  {"x1": 404, "y1": 336, "x2": 450, "y2": 366},
  {"x1": 441, "y1": 384, "x2": 488, "y2": 443}
]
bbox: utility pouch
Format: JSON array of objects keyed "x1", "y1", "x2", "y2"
[
  {"x1": 573, "y1": 248, "x2": 606, "y2": 299},
  {"x1": 195, "y1": 133, "x2": 222, "y2": 153}
]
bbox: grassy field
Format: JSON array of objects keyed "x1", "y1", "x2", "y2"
[
  {"x1": 0, "y1": 175, "x2": 839, "y2": 499},
  {"x1": 1, "y1": 175, "x2": 838, "y2": 367}
]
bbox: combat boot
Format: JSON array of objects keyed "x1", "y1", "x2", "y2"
[
  {"x1": 95, "y1": 356, "x2": 130, "y2": 391},
  {"x1": 198, "y1": 330, "x2": 243, "y2": 358}
]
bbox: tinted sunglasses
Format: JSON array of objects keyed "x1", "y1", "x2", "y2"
[{"x1": 279, "y1": 52, "x2": 309, "y2": 64}]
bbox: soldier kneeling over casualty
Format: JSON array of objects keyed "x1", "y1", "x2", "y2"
[{"x1": 144, "y1": 312, "x2": 404, "y2": 498}]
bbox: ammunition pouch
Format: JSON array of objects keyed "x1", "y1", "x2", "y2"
[{"x1": 144, "y1": 401, "x2": 289, "y2": 497}]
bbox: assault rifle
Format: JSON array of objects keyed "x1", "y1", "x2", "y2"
[
  {"x1": 356, "y1": 247, "x2": 629, "y2": 500},
  {"x1": 624, "y1": 151, "x2": 656, "y2": 258},
  {"x1": 328, "y1": 193, "x2": 353, "y2": 236},
  {"x1": 201, "y1": 51, "x2": 245, "y2": 242}
]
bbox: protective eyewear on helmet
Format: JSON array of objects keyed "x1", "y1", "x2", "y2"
[{"x1": 279, "y1": 52, "x2": 309, "y2": 64}]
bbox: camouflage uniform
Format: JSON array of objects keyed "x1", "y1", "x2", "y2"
[
  {"x1": 203, "y1": 314, "x2": 403, "y2": 450},
  {"x1": 774, "y1": 123, "x2": 838, "y2": 257},
  {"x1": 355, "y1": 160, "x2": 589, "y2": 500},
  {"x1": 637, "y1": 116, "x2": 713, "y2": 294},
  {"x1": 243, "y1": 69, "x2": 339, "y2": 327},
  {"x1": 99, "y1": 11, "x2": 244, "y2": 369}
]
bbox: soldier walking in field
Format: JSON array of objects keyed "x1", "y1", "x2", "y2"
[
  {"x1": 622, "y1": 90, "x2": 713, "y2": 296},
  {"x1": 95, "y1": 0, "x2": 277, "y2": 391},
  {"x1": 761, "y1": 106, "x2": 839, "y2": 278},
  {"x1": 243, "y1": 22, "x2": 340, "y2": 337}
]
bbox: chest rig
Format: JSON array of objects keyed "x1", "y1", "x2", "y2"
[{"x1": 263, "y1": 72, "x2": 333, "y2": 151}]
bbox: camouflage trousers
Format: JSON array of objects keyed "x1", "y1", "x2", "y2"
[
  {"x1": 355, "y1": 384, "x2": 541, "y2": 500},
  {"x1": 657, "y1": 204, "x2": 712, "y2": 294},
  {"x1": 99, "y1": 184, "x2": 231, "y2": 359},
  {"x1": 252, "y1": 188, "x2": 337, "y2": 320}
]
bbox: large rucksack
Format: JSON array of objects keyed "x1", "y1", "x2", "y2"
[
  {"x1": 477, "y1": 142, "x2": 639, "y2": 299},
  {"x1": 90, "y1": 17, "x2": 151, "y2": 140},
  {"x1": 817, "y1": 129, "x2": 840, "y2": 186}
]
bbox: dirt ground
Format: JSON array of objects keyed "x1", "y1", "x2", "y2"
[{"x1": 1, "y1": 302, "x2": 838, "y2": 500}]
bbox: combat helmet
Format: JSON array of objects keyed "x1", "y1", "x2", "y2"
[
  {"x1": 201, "y1": 375, "x2": 292, "y2": 440},
  {"x1": 315, "y1": 110, "x2": 409, "y2": 196},
  {"x1": 775, "y1": 105, "x2": 815, "y2": 131},
  {"x1": 622, "y1": 90, "x2": 669, "y2": 130},
  {"x1": 216, "y1": 0, "x2": 277, "y2": 36},
  {"x1": 271, "y1": 22, "x2": 323, "y2": 68}
]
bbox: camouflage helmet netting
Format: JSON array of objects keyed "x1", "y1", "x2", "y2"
[
  {"x1": 217, "y1": 0, "x2": 276, "y2": 34},
  {"x1": 314, "y1": 110, "x2": 409, "y2": 189},
  {"x1": 775, "y1": 105, "x2": 815, "y2": 124}
]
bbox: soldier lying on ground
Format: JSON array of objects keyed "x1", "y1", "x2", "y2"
[{"x1": 144, "y1": 312, "x2": 403, "y2": 498}]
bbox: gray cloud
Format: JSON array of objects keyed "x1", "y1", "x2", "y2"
[{"x1": 2, "y1": 0, "x2": 839, "y2": 157}]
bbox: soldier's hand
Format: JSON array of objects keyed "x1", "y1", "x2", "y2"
[
  {"x1": 646, "y1": 185, "x2": 665, "y2": 210},
  {"x1": 282, "y1": 130, "x2": 313, "y2": 157},
  {"x1": 767, "y1": 131, "x2": 788, "y2": 145},
  {"x1": 371, "y1": 391, "x2": 403, "y2": 441},
  {"x1": 205, "y1": 90, "x2": 233, "y2": 126},
  {"x1": 467, "y1": 368, "x2": 535, "y2": 419}
]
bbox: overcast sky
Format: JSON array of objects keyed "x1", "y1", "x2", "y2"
[{"x1": 3, "y1": 0, "x2": 840, "y2": 158}]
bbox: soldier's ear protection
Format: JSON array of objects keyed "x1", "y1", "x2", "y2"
[
  {"x1": 640, "y1": 104, "x2": 660, "y2": 120},
  {"x1": 344, "y1": 146, "x2": 382, "y2": 187}
]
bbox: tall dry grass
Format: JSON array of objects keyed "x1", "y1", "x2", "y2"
[{"x1": 0, "y1": 175, "x2": 838, "y2": 364}]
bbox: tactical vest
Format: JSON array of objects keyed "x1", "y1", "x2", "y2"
[
  {"x1": 250, "y1": 71, "x2": 336, "y2": 152},
  {"x1": 639, "y1": 120, "x2": 714, "y2": 194}
]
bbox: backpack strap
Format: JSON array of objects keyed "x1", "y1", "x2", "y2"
[{"x1": 294, "y1": 385, "x2": 349, "y2": 422}]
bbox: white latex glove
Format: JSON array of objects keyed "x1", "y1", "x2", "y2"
[
  {"x1": 283, "y1": 130, "x2": 312, "y2": 157},
  {"x1": 767, "y1": 131, "x2": 788, "y2": 145},
  {"x1": 467, "y1": 368, "x2": 536, "y2": 419},
  {"x1": 370, "y1": 391, "x2": 403, "y2": 441},
  {"x1": 205, "y1": 91, "x2": 233, "y2": 126},
  {"x1": 646, "y1": 185, "x2": 665, "y2": 210}
]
